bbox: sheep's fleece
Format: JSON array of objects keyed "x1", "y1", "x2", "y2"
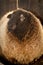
[{"x1": 0, "y1": 8, "x2": 43, "y2": 64}]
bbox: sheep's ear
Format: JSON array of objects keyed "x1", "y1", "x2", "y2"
[{"x1": 7, "y1": 14, "x2": 12, "y2": 18}]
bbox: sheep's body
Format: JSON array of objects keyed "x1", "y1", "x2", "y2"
[{"x1": 0, "y1": 8, "x2": 43, "y2": 64}]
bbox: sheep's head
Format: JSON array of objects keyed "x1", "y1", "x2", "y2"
[{"x1": 0, "y1": 8, "x2": 43, "y2": 64}]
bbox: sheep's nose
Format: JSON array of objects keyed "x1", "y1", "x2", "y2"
[{"x1": 7, "y1": 10, "x2": 31, "y2": 41}]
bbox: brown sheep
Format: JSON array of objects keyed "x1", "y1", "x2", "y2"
[{"x1": 0, "y1": 8, "x2": 43, "y2": 64}]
